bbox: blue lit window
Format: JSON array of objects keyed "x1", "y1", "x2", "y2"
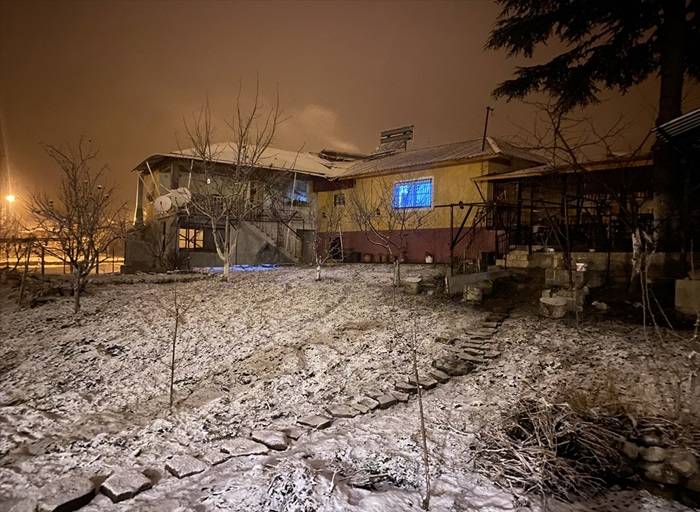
[{"x1": 392, "y1": 178, "x2": 433, "y2": 209}]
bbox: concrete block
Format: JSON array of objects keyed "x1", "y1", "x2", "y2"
[{"x1": 675, "y1": 279, "x2": 700, "y2": 316}]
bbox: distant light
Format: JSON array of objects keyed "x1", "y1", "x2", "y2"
[{"x1": 5, "y1": 194, "x2": 15, "y2": 203}]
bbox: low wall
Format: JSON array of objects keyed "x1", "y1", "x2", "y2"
[
  {"x1": 522, "y1": 251, "x2": 699, "y2": 283},
  {"x1": 339, "y1": 228, "x2": 497, "y2": 264}
]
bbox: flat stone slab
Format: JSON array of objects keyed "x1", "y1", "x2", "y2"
[
  {"x1": 100, "y1": 470, "x2": 152, "y2": 503},
  {"x1": 394, "y1": 381, "x2": 418, "y2": 394},
  {"x1": 407, "y1": 375, "x2": 439, "y2": 390},
  {"x1": 429, "y1": 368, "x2": 450, "y2": 383},
  {"x1": 221, "y1": 438, "x2": 270, "y2": 456},
  {"x1": 201, "y1": 448, "x2": 233, "y2": 466},
  {"x1": 165, "y1": 455, "x2": 208, "y2": 478},
  {"x1": 38, "y1": 476, "x2": 95, "y2": 512},
  {"x1": 298, "y1": 414, "x2": 333, "y2": 430},
  {"x1": 392, "y1": 391, "x2": 410, "y2": 402},
  {"x1": 356, "y1": 397, "x2": 379, "y2": 411},
  {"x1": 327, "y1": 404, "x2": 361, "y2": 418},
  {"x1": 481, "y1": 321, "x2": 500, "y2": 328},
  {"x1": 251, "y1": 430, "x2": 289, "y2": 451},
  {"x1": 281, "y1": 426, "x2": 307, "y2": 440},
  {"x1": 456, "y1": 353, "x2": 488, "y2": 364},
  {"x1": 376, "y1": 394, "x2": 398, "y2": 409},
  {"x1": 432, "y1": 356, "x2": 475, "y2": 377}
]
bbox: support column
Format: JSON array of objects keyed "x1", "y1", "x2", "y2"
[{"x1": 134, "y1": 174, "x2": 144, "y2": 226}]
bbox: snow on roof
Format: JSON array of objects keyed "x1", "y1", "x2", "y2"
[
  {"x1": 134, "y1": 142, "x2": 355, "y2": 178},
  {"x1": 335, "y1": 136, "x2": 547, "y2": 179},
  {"x1": 473, "y1": 154, "x2": 652, "y2": 182},
  {"x1": 133, "y1": 137, "x2": 545, "y2": 181}
]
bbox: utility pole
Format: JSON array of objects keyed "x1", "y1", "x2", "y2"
[{"x1": 481, "y1": 106, "x2": 494, "y2": 151}]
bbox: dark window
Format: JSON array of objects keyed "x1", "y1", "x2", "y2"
[
  {"x1": 392, "y1": 178, "x2": 433, "y2": 209},
  {"x1": 334, "y1": 193, "x2": 345, "y2": 206}
]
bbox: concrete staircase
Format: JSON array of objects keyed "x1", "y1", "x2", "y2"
[{"x1": 241, "y1": 220, "x2": 302, "y2": 263}]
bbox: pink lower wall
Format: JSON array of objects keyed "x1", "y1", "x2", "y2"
[{"x1": 336, "y1": 228, "x2": 497, "y2": 263}]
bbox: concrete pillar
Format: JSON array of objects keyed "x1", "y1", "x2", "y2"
[{"x1": 134, "y1": 174, "x2": 144, "y2": 226}]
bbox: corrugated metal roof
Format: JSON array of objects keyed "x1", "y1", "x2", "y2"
[
  {"x1": 335, "y1": 136, "x2": 547, "y2": 179},
  {"x1": 654, "y1": 108, "x2": 700, "y2": 150},
  {"x1": 134, "y1": 143, "x2": 354, "y2": 178},
  {"x1": 473, "y1": 154, "x2": 652, "y2": 182}
]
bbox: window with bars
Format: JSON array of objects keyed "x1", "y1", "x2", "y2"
[
  {"x1": 333, "y1": 193, "x2": 345, "y2": 206},
  {"x1": 392, "y1": 178, "x2": 433, "y2": 209},
  {"x1": 178, "y1": 228, "x2": 204, "y2": 249}
]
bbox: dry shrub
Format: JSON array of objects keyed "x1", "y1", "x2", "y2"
[{"x1": 473, "y1": 398, "x2": 630, "y2": 503}]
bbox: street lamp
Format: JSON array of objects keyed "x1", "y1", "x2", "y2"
[{"x1": 5, "y1": 194, "x2": 15, "y2": 203}]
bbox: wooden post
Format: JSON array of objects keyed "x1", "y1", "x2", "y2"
[
  {"x1": 41, "y1": 245, "x2": 45, "y2": 277},
  {"x1": 96, "y1": 254, "x2": 99, "y2": 275},
  {"x1": 18, "y1": 242, "x2": 31, "y2": 305}
]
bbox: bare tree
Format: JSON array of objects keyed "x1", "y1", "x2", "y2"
[
  {"x1": 313, "y1": 202, "x2": 345, "y2": 281},
  {"x1": 135, "y1": 283, "x2": 198, "y2": 411},
  {"x1": 183, "y1": 82, "x2": 288, "y2": 281},
  {"x1": 28, "y1": 139, "x2": 126, "y2": 313},
  {"x1": 143, "y1": 217, "x2": 178, "y2": 272},
  {"x1": 349, "y1": 177, "x2": 430, "y2": 286}
]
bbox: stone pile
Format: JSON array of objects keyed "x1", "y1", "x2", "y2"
[{"x1": 623, "y1": 439, "x2": 700, "y2": 491}]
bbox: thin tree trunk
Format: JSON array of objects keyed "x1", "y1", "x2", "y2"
[
  {"x1": 170, "y1": 303, "x2": 178, "y2": 410},
  {"x1": 73, "y1": 273, "x2": 81, "y2": 314},
  {"x1": 393, "y1": 259, "x2": 401, "y2": 287},
  {"x1": 411, "y1": 340, "x2": 431, "y2": 510}
]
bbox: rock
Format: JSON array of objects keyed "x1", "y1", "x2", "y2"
[
  {"x1": 376, "y1": 394, "x2": 398, "y2": 409},
  {"x1": 406, "y1": 375, "x2": 438, "y2": 390},
  {"x1": 431, "y1": 356, "x2": 474, "y2": 377},
  {"x1": 165, "y1": 455, "x2": 208, "y2": 478},
  {"x1": 481, "y1": 321, "x2": 500, "y2": 329},
  {"x1": 640, "y1": 433, "x2": 663, "y2": 446},
  {"x1": 221, "y1": 438, "x2": 270, "y2": 456},
  {"x1": 394, "y1": 381, "x2": 417, "y2": 394},
  {"x1": 456, "y1": 353, "x2": 487, "y2": 364},
  {"x1": 100, "y1": 470, "x2": 152, "y2": 503},
  {"x1": 687, "y1": 473, "x2": 700, "y2": 492},
  {"x1": 38, "y1": 476, "x2": 95, "y2": 512},
  {"x1": 428, "y1": 368, "x2": 450, "y2": 383},
  {"x1": 668, "y1": 449, "x2": 698, "y2": 478},
  {"x1": 539, "y1": 296, "x2": 567, "y2": 318},
  {"x1": 641, "y1": 446, "x2": 668, "y2": 463},
  {"x1": 643, "y1": 463, "x2": 680, "y2": 485},
  {"x1": 298, "y1": 414, "x2": 332, "y2": 430},
  {"x1": 355, "y1": 397, "x2": 380, "y2": 411},
  {"x1": 200, "y1": 448, "x2": 233, "y2": 466},
  {"x1": 326, "y1": 405, "x2": 361, "y2": 418},
  {"x1": 281, "y1": 427, "x2": 307, "y2": 440},
  {"x1": 392, "y1": 391, "x2": 409, "y2": 403},
  {"x1": 251, "y1": 430, "x2": 289, "y2": 451},
  {"x1": 622, "y1": 441, "x2": 641, "y2": 460}
]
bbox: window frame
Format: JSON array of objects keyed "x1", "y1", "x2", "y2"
[
  {"x1": 178, "y1": 227, "x2": 205, "y2": 250},
  {"x1": 333, "y1": 193, "x2": 346, "y2": 206},
  {"x1": 391, "y1": 177, "x2": 434, "y2": 210}
]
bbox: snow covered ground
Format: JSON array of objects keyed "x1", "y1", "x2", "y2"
[{"x1": 0, "y1": 264, "x2": 697, "y2": 511}]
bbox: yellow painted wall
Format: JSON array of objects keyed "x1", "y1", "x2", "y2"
[{"x1": 317, "y1": 159, "x2": 506, "y2": 232}]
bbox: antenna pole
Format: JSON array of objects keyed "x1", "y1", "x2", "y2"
[{"x1": 481, "y1": 106, "x2": 494, "y2": 151}]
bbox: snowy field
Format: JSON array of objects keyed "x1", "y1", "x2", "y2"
[{"x1": 0, "y1": 264, "x2": 697, "y2": 511}]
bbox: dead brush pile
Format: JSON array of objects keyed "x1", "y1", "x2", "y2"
[{"x1": 472, "y1": 397, "x2": 695, "y2": 503}]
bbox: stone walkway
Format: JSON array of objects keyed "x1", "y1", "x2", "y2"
[{"x1": 26, "y1": 311, "x2": 509, "y2": 511}]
